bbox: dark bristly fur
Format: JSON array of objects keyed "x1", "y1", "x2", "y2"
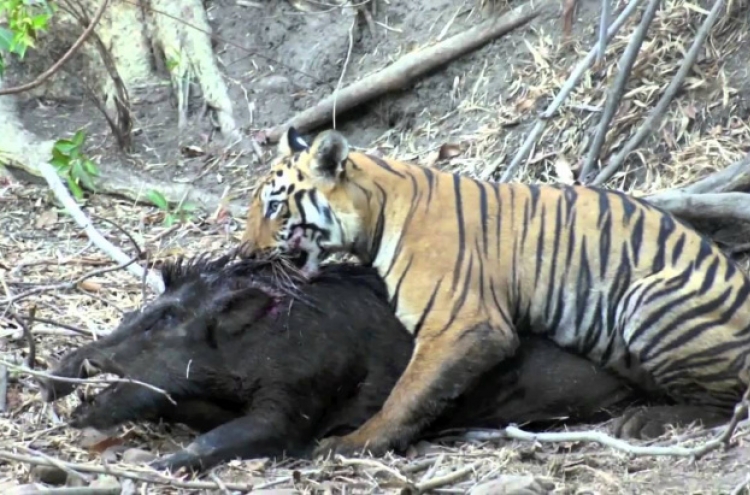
[
  {"x1": 41, "y1": 253, "x2": 637, "y2": 472},
  {"x1": 242, "y1": 126, "x2": 747, "y2": 457}
]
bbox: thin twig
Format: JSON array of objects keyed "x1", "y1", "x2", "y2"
[
  {"x1": 0, "y1": 365, "x2": 7, "y2": 413},
  {"x1": 24, "y1": 306, "x2": 37, "y2": 369},
  {"x1": 412, "y1": 462, "x2": 479, "y2": 493},
  {"x1": 0, "y1": 0, "x2": 109, "y2": 95},
  {"x1": 591, "y1": 0, "x2": 726, "y2": 185},
  {"x1": 0, "y1": 359, "x2": 176, "y2": 405},
  {"x1": 504, "y1": 386, "x2": 748, "y2": 459},
  {"x1": 337, "y1": 457, "x2": 413, "y2": 487},
  {"x1": 23, "y1": 316, "x2": 94, "y2": 336},
  {"x1": 0, "y1": 449, "x2": 263, "y2": 491},
  {"x1": 597, "y1": 0, "x2": 610, "y2": 63},
  {"x1": 1, "y1": 256, "x2": 140, "y2": 306},
  {"x1": 580, "y1": 0, "x2": 661, "y2": 182},
  {"x1": 88, "y1": 213, "x2": 144, "y2": 261},
  {"x1": 498, "y1": 0, "x2": 645, "y2": 182}
]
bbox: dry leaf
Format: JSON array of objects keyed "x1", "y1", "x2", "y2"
[
  {"x1": 438, "y1": 143, "x2": 462, "y2": 160},
  {"x1": 78, "y1": 280, "x2": 102, "y2": 292},
  {"x1": 423, "y1": 150, "x2": 441, "y2": 168},
  {"x1": 34, "y1": 209, "x2": 58, "y2": 229},
  {"x1": 553, "y1": 156, "x2": 575, "y2": 185},
  {"x1": 180, "y1": 145, "x2": 205, "y2": 157},
  {"x1": 79, "y1": 427, "x2": 123, "y2": 453}
]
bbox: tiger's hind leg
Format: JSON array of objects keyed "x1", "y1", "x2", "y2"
[
  {"x1": 610, "y1": 268, "x2": 750, "y2": 440},
  {"x1": 612, "y1": 404, "x2": 729, "y2": 440}
]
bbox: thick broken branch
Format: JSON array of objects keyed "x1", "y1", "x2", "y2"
[
  {"x1": 641, "y1": 153, "x2": 750, "y2": 224},
  {"x1": 265, "y1": 0, "x2": 548, "y2": 142},
  {"x1": 644, "y1": 192, "x2": 750, "y2": 222}
]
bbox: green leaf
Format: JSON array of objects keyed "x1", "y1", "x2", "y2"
[
  {"x1": 72, "y1": 129, "x2": 86, "y2": 147},
  {"x1": 66, "y1": 177, "x2": 84, "y2": 200},
  {"x1": 31, "y1": 13, "x2": 50, "y2": 31},
  {"x1": 82, "y1": 159, "x2": 99, "y2": 176},
  {"x1": 0, "y1": 28, "x2": 13, "y2": 51},
  {"x1": 53, "y1": 139, "x2": 76, "y2": 155},
  {"x1": 163, "y1": 214, "x2": 176, "y2": 227},
  {"x1": 147, "y1": 190, "x2": 169, "y2": 211}
]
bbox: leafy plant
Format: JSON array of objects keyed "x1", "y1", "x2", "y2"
[
  {"x1": 0, "y1": 0, "x2": 55, "y2": 75},
  {"x1": 147, "y1": 189, "x2": 196, "y2": 226},
  {"x1": 49, "y1": 129, "x2": 99, "y2": 201}
]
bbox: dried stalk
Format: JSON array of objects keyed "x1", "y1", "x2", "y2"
[
  {"x1": 591, "y1": 0, "x2": 727, "y2": 185},
  {"x1": 580, "y1": 0, "x2": 661, "y2": 182},
  {"x1": 498, "y1": 0, "x2": 646, "y2": 182}
]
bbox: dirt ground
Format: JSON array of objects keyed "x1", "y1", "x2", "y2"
[{"x1": 3, "y1": 0, "x2": 750, "y2": 493}]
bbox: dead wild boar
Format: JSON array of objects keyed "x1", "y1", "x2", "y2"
[{"x1": 41, "y1": 251, "x2": 637, "y2": 472}]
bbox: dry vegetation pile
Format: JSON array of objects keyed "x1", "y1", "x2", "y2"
[{"x1": 2, "y1": 0, "x2": 750, "y2": 493}]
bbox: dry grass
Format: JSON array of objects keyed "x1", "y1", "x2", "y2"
[{"x1": 3, "y1": 0, "x2": 750, "y2": 493}]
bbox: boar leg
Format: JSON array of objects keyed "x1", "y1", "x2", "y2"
[
  {"x1": 150, "y1": 413, "x2": 308, "y2": 472},
  {"x1": 159, "y1": 399, "x2": 245, "y2": 433}
]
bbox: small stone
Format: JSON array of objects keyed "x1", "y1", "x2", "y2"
[
  {"x1": 121, "y1": 447, "x2": 157, "y2": 464},
  {"x1": 30, "y1": 465, "x2": 66, "y2": 486},
  {"x1": 89, "y1": 474, "x2": 121, "y2": 493},
  {"x1": 7, "y1": 484, "x2": 43, "y2": 495},
  {"x1": 469, "y1": 474, "x2": 555, "y2": 495},
  {"x1": 255, "y1": 75, "x2": 292, "y2": 93}
]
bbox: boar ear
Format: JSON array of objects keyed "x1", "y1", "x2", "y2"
[{"x1": 209, "y1": 287, "x2": 275, "y2": 336}]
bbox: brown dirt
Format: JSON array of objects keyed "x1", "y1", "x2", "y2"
[{"x1": 3, "y1": 0, "x2": 750, "y2": 493}]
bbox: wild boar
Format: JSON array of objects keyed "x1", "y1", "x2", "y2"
[{"x1": 41, "y1": 251, "x2": 637, "y2": 472}]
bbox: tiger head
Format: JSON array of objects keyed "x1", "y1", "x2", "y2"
[{"x1": 243, "y1": 127, "x2": 372, "y2": 275}]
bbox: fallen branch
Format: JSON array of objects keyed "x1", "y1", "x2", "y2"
[
  {"x1": 36, "y1": 161, "x2": 164, "y2": 294},
  {"x1": 642, "y1": 192, "x2": 750, "y2": 221},
  {"x1": 591, "y1": 0, "x2": 726, "y2": 185},
  {"x1": 0, "y1": 0, "x2": 110, "y2": 95},
  {"x1": 264, "y1": 0, "x2": 548, "y2": 142},
  {"x1": 498, "y1": 0, "x2": 646, "y2": 182},
  {"x1": 580, "y1": 0, "x2": 661, "y2": 182}
]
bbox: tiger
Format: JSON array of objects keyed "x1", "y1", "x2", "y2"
[{"x1": 242, "y1": 126, "x2": 750, "y2": 457}]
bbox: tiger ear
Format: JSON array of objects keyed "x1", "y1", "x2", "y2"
[
  {"x1": 277, "y1": 127, "x2": 309, "y2": 156},
  {"x1": 310, "y1": 130, "x2": 349, "y2": 180}
]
